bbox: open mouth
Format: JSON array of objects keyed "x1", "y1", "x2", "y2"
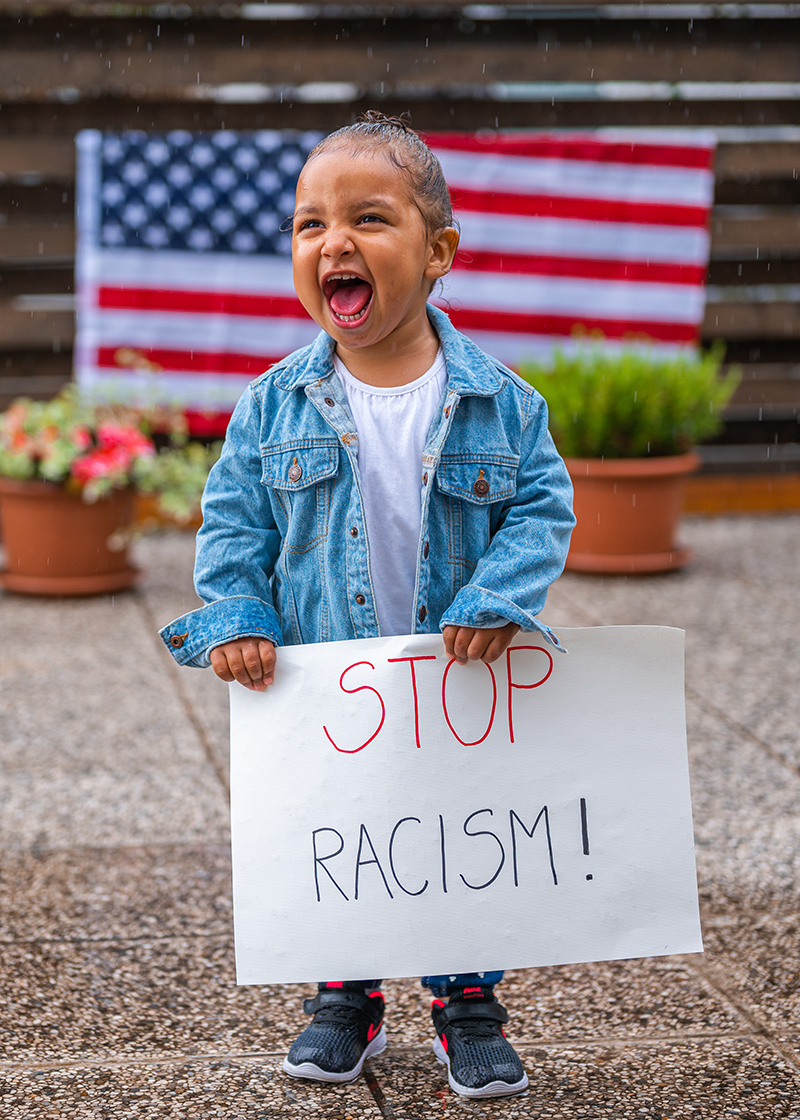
[{"x1": 323, "y1": 273, "x2": 374, "y2": 324}]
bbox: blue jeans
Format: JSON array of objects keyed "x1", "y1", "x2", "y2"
[{"x1": 322, "y1": 971, "x2": 504, "y2": 997}]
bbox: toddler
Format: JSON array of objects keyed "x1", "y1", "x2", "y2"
[{"x1": 161, "y1": 112, "x2": 575, "y2": 1099}]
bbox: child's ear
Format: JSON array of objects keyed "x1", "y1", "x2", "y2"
[{"x1": 424, "y1": 226, "x2": 460, "y2": 281}]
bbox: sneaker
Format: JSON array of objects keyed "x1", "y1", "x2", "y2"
[
  {"x1": 431, "y1": 987, "x2": 528, "y2": 1099},
  {"x1": 283, "y1": 988, "x2": 386, "y2": 1083}
]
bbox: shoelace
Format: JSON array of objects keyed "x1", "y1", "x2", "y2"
[{"x1": 310, "y1": 1005, "x2": 371, "y2": 1028}]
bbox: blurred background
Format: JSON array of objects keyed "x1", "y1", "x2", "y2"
[{"x1": 1, "y1": 0, "x2": 799, "y2": 516}]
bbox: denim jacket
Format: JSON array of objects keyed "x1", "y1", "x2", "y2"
[{"x1": 159, "y1": 305, "x2": 575, "y2": 667}]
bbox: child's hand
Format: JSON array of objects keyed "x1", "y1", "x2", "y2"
[
  {"x1": 210, "y1": 638, "x2": 276, "y2": 691},
  {"x1": 442, "y1": 623, "x2": 520, "y2": 666}
]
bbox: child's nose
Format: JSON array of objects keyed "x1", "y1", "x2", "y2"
[{"x1": 321, "y1": 224, "x2": 355, "y2": 259}]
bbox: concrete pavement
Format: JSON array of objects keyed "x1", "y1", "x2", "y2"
[{"x1": 1, "y1": 515, "x2": 799, "y2": 1118}]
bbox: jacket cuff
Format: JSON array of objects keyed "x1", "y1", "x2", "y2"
[
  {"x1": 159, "y1": 596, "x2": 283, "y2": 667},
  {"x1": 440, "y1": 586, "x2": 566, "y2": 653}
]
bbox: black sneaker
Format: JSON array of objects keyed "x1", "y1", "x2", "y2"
[
  {"x1": 283, "y1": 988, "x2": 386, "y2": 1083},
  {"x1": 431, "y1": 987, "x2": 528, "y2": 1098}
]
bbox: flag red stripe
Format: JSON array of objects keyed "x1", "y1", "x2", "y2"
[
  {"x1": 98, "y1": 287, "x2": 308, "y2": 319},
  {"x1": 453, "y1": 250, "x2": 706, "y2": 287},
  {"x1": 450, "y1": 187, "x2": 709, "y2": 228},
  {"x1": 97, "y1": 346, "x2": 279, "y2": 375},
  {"x1": 446, "y1": 307, "x2": 699, "y2": 344},
  {"x1": 184, "y1": 409, "x2": 232, "y2": 437},
  {"x1": 428, "y1": 134, "x2": 715, "y2": 171}
]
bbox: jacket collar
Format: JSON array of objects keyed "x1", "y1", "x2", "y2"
[{"x1": 271, "y1": 304, "x2": 505, "y2": 397}]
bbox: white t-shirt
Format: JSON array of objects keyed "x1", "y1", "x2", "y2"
[{"x1": 334, "y1": 350, "x2": 447, "y2": 636}]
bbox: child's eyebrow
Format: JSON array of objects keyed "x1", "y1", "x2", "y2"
[{"x1": 293, "y1": 198, "x2": 399, "y2": 219}]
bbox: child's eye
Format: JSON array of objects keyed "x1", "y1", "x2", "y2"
[
  {"x1": 296, "y1": 218, "x2": 324, "y2": 233},
  {"x1": 358, "y1": 214, "x2": 385, "y2": 225}
]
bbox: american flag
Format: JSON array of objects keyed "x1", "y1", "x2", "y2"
[{"x1": 75, "y1": 128, "x2": 716, "y2": 434}]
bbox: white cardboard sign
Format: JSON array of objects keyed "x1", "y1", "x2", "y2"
[{"x1": 230, "y1": 627, "x2": 702, "y2": 984}]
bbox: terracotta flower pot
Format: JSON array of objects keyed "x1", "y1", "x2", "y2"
[
  {"x1": 564, "y1": 451, "x2": 701, "y2": 574},
  {"x1": 0, "y1": 477, "x2": 139, "y2": 596}
]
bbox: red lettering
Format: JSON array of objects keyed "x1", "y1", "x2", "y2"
[
  {"x1": 441, "y1": 658, "x2": 497, "y2": 746},
  {"x1": 323, "y1": 661, "x2": 386, "y2": 754},
  {"x1": 506, "y1": 646, "x2": 553, "y2": 743},
  {"x1": 387, "y1": 655, "x2": 437, "y2": 749}
]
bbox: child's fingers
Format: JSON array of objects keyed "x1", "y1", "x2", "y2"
[
  {"x1": 210, "y1": 639, "x2": 275, "y2": 691},
  {"x1": 449, "y1": 626, "x2": 477, "y2": 664},
  {"x1": 209, "y1": 646, "x2": 236, "y2": 683},
  {"x1": 257, "y1": 640, "x2": 277, "y2": 686},
  {"x1": 480, "y1": 623, "x2": 520, "y2": 663}
]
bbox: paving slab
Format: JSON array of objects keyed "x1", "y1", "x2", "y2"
[
  {"x1": 0, "y1": 934, "x2": 321, "y2": 1063},
  {"x1": 380, "y1": 955, "x2": 743, "y2": 1049},
  {"x1": 0, "y1": 845, "x2": 233, "y2": 942},
  {"x1": 2, "y1": 515, "x2": 800, "y2": 1117},
  {"x1": 0, "y1": 1058, "x2": 383, "y2": 1119},
  {"x1": 369, "y1": 1037, "x2": 800, "y2": 1119},
  {"x1": 0, "y1": 588, "x2": 228, "y2": 850},
  {"x1": 134, "y1": 532, "x2": 232, "y2": 781}
]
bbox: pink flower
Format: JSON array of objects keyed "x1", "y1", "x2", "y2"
[
  {"x1": 71, "y1": 445, "x2": 132, "y2": 484},
  {"x1": 96, "y1": 424, "x2": 155, "y2": 458}
]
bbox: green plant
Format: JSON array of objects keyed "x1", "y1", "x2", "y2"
[
  {"x1": 519, "y1": 343, "x2": 740, "y2": 459},
  {"x1": 134, "y1": 440, "x2": 222, "y2": 523},
  {"x1": 0, "y1": 386, "x2": 218, "y2": 519}
]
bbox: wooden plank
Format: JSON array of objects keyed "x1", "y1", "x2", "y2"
[
  {"x1": 0, "y1": 300, "x2": 74, "y2": 348},
  {"x1": 703, "y1": 299, "x2": 800, "y2": 338},
  {"x1": 710, "y1": 207, "x2": 800, "y2": 255},
  {"x1": 716, "y1": 141, "x2": 800, "y2": 180},
  {"x1": 684, "y1": 472, "x2": 800, "y2": 514},
  {"x1": 0, "y1": 133, "x2": 798, "y2": 186},
  {"x1": 4, "y1": 16, "x2": 800, "y2": 94},
  {"x1": 0, "y1": 219, "x2": 75, "y2": 262}
]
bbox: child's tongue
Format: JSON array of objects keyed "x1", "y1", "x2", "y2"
[{"x1": 329, "y1": 280, "x2": 372, "y2": 318}]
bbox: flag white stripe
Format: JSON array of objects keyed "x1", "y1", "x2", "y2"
[
  {"x1": 82, "y1": 309, "x2": 318, "y2": 354},
  {"x1": 84, "y1": 249, "x2": 296, "y2": 293},
  {"x1": 435, "y1": 150, "x2": 715, "y2": 207},
  {"x1": 456, "y1": 212, "x2": 711, "y2": 265},
  {"x1": 452, "y1": 327, "x2": 693, "y2": 367},
  {"x1": 79, "y1": 365, "x2": 253, "y2": 406},
  {"x1": 441, "y1": 271, "x2": 705, "y2": 323}
]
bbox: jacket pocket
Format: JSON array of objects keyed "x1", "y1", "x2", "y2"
[
  {"x1": 436, "y1": 453, "x2": 519, "y2": 504},
  {"x1": 261, "y1": 439, "x2": 340, "y2": 491},
  {"x1": 261, "y1": 438, "x2": 340, "y2": 552}
]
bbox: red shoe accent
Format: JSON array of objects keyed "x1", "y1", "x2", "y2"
[
  {"x1": 431, "y1": 999, "x2": 446, "y2": 1010},
  {"x1": 325, "y1": 981, "x2": 344, "y2": 988},
  {"x1": 367, "y1": 1021, "x2": 382, "y2": 1042},
  {"x1": 462, "y1": 986, "x2": 484, "y2": 997}
]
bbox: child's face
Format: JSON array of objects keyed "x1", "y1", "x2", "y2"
[{"x1": 292, "y1": 146, "x2": 457, "y2": 355}]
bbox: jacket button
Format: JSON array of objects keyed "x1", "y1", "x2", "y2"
[
  {"x1": 355, "y1": 593, "x2": 366, "y2": 605},
  {"x1": 350, "y1": 527, "x2": 358, "y2": 537},
  {"x1": 422, "y1": 472, "x2": 428, "y2": 486},
  {"x1": 423, "y1": 541, "x2": 430, "y2": 559},
  {"x1": 418, "y1": 605, "x2": 428, "y2": 623},
  {"x1": 473, "y1": 470, "x2": 490, "y2": 497},
  {"x1": 170, "y1": 632, "x2": 187, "y2": 649},
  {"x1": 324, "y1": 396, "x2": 335, "y2": 407},
  {"x1": 288, "y1": 458, "x2": 303, "y2": 482}
]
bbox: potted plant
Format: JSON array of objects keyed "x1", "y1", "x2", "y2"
[
  {"x1": 520, "y1": 343, "x2": 739, "y2": 573},
  {"x1": 0, "y1": 387, "x2": 219, "y2": 596}
]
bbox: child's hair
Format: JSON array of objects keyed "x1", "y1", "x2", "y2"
[{"x1": 306, "y1": 111, "x2": 455, "y2": 237}]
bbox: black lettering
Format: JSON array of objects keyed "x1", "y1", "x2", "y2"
[
  {"x1": 509, "y1": 807, "x2": 558, "y2": 886},
  {"x1": 312, "y1": 828, "x2": 349, "y2": 902},
  {"x1": 354, "y1": 824, "x2": 394, "y2": 901},
  {"x1": 388, "y1": 817, "x2": 429, "y2": 897},
  {"x1": 459, "y1": 808, "x2": 506, "y2": 891},
  {"x1": 439, "y1": 813, "x2": 448, "y2": 893}
]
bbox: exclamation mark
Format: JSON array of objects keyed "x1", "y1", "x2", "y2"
[{"x1": 581, "y1": 798, "x2": 592, "y2": 880}]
